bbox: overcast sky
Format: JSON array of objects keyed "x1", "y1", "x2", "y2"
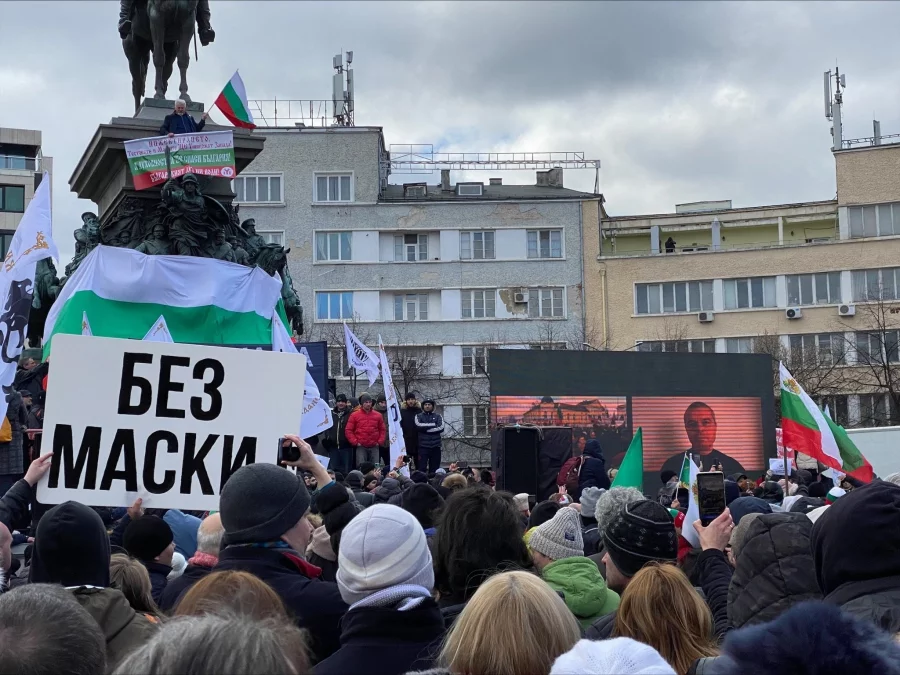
[{"x1": 2, "y1": 1, "x2": 898, "y2": 264}]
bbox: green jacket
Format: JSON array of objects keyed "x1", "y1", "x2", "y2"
[{"x1": 541, "y1": 556, "x2": 620, "y2": 629}]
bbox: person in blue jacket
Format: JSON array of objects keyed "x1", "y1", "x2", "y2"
[{"x1": 159, "y1": 100, "x2": 208, "y2": 137}]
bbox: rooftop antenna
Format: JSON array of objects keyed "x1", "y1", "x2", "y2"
[
  {"x1": 332, "y1": 51, "x2": 355, "y2": 127},
  {"x1": 824, "y1": 67, "x2": 845, "y2": 151}
]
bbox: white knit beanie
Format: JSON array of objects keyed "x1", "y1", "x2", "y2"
[
  {"x1": 513, "y1": 493, "x2": 530, "y2": 512},
  {"x1": 336, "y1": 504, "x2": 434, "y2": 605},
  {"x1": 529, "y1": 506, "x2": 583, "y2": 561},
  {"x1": 550, "y1": 638, "x2": 676, "y2": 675}
]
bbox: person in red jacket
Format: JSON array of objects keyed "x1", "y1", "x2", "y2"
[{"x1": 345, "y1": 393, "x2": 387, "y2": 470}]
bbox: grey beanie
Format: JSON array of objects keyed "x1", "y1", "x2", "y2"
[
  {"x1": 336, "y1": 504, "x2": 434, "y2": 606},
  {"x1": 579, "y1": 487, "x2": 605, "y2": 519},
  {"x1": 529, "y1": 507, "x2": 584, "y2": 561},
  {"x1": 220, "y1": 463, "x2": 311, "y2": 546}
]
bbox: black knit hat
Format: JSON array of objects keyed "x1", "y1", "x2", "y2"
[
  {"x1": 411, "y1": 470, "x2": 428, "y2": 484},
  {"x1": 603, "y1": 499, "x2": 677, "y2": 577},
  {"x1": 220, "y1": 463, "x2": 311, "y2": 546},
  {"x1": 317, "y1": 482, "x2": 361, "y2": 554},
  {"x1": 402, "y1": 483, "x2": 445, "y2": 530},
  {"x1": 123, "y1": 516, "x2": 174, "y2": 562}
]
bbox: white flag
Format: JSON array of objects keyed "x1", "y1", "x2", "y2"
[
  {"x1": 681, "y1": 455, "x2": 702, "y2": 548},
  {"x1": 273, "y1": 316, "x2": 333, "y2": 438},
  {"x1": 81, "y1": 311, "x2": 93, "y2": 336},
  {"x1": 377, "y1": 334, "x2": 407, "y2": 467},
  {"x1": 344, "y1": 322, "x2": 379, "y2": 386},
  {"x1": 142, "y1": 315, "x2": 173, "y2": 343},
  {"x1": 0, "y1": 173, "x2": 57, "y2": 418}
]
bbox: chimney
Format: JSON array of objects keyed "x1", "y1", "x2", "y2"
[
  {"x1": 489, "y1": 177, "x2": 502, "y2": 185},
  {"x1": 547, "y1": 167, "x2": 563, "y2": 187},
  {"x1": 441, "y1": 169, "x2": 451, "y2": 191},
  {"x1": 536, "y1": 170, "x2": 549, "y2": 186}
]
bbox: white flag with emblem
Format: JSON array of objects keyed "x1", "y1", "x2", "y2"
[
  {"x1": 81, "y1": 311, "x2": 93, "y2": 336},
  {"x1": 142, "y1": 315, "x2": 174, "y2": 343},
  {"x1": 0, "y1": 174, "x2": 57, "y2": 420},
  {"x1": 344, "y1": 322, "x2": 379, "y2": 386},
  {"x1": 377, "y1": 334, "x2": 407, "y2": 467},
  {"x1": 273, "y1": 315, "x2": 333, "y2": 438}
]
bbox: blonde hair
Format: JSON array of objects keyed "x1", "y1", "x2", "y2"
[
  {"x1": 442, "y1": 473, "x2": 468, "y2": 491},
  {"x1": 440, "y1": 570, "x2": 580, "y2": 675},
  {"x1": 109, "y1": 553, "x2": 159, "y2": 616},
  {"x1": 613, "y1": 563, "x2": 717, "y2": 675}
]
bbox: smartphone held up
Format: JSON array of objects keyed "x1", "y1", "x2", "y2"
[{"x1": 697, "y1": 471, "x2": 726, "y2": 527}]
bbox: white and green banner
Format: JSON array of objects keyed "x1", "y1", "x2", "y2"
[{"x1": 124, "y1": 130, "x2": 235, "y2": 190}]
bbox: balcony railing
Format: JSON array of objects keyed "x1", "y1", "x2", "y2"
[
  {"x1": 0, "y1": 155, "x2": 39, "y2": 171},
  {"x1": 601, "y1": 236, "x2": 839, "y2": 258}
]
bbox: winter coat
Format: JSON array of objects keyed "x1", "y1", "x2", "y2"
[
  {"x1": 159, "y1": 112, "x2": 206, "y2": 135},
  {"x1": 415, "y1": 411, "x2": 444, "y2": 451},
  {"x1": 541, "y1": 556, "x2": 619, "y2": 629},
  {"x1": 727, "y1": 513, "x2": 821, "y2": 629},
  {"x1": 158, "y1": 562, "x2": 214, "y2": 612},
  {"x1": 578, "y1": 440, "x2": 610, "y2": 493},
  {"x1": 314, "y1": 599, "x2": 444, "y2": 675},
  {"x1": 695, "y1": 548, "x2": 733, "y2": 639},
  {"x1": 215, "y1": 546, "x2": 348, "y2": 661},
  {"x1": 0, "y1": 478, "x2": 31, "y2": 530},
  {"x1": 400, "y1": 403, "x2": 421, "y2": 457},
  {"x1": 307, "y1": 525, "x2": 339, "y2": 583},
  {"x1": 346, "y1": 408, "x2": 387, "y2": 448},
  {"x1": 163, "y1": 509, "x2": 201, "y2": 559},
  {"x1": 12, "y1": 362, "x2": 47, "y2": 401},
  {"x1": 71, "y1": 587, "x2": 160, "y2": 672},
  {"x1": 378, "y1": 408, "x2": 390, "y2": 448},
  {"x1": 0, "y1": 391, "x2": 26, "y2": 475},
  {"x1": 141, "y1": 560, "x2": 172, "y2": 605},
  {"x1": 373, "y1": 477, "x2": 402, "y2": 504},
  {"x1": 581, "y1": 517, "x2": 601, "y2": 556},
  {"x1": 323, "y1": 407, "x2": 352, "y2": 449},
  {"x1": 584, "y1": 609, "x2": 616, "y2": 640}
]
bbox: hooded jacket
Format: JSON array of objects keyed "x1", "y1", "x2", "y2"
[
  {"x1": 727, "y1": 512, "x2": 821, "y2": 629},
  {"x1": 373, "y1": 477, "x2": 402, "y2": 504},
  {"x1": 346, "y1": 407, "x2": 387, "y2": 448},
  {"x1": 810, "y1": 480, "x2": 900, "y2": 632},
  {"x1": 578, "y1": 440, "x2": 611, "y2": 493},
  {"x1": 29, "y1": 501, "x2": 158, "y2": 671},
  {"x1": 541, "y1": 556, "x2": 620, "y2": 629}
]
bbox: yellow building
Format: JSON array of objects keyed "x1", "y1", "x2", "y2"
[{"x1": 584, "y1": 140, "x2": 900, "y2": 429}]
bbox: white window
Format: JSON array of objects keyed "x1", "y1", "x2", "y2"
[
  {"x1": 528, "y1": 288, "x2": 564, "y2": 318},
  {"x1": 529, "y1": 343, "x2": 567, "y2": 350},
  {"x1": 852, "y1": 268, "x2": 900, "y2": 302},
  {"x1": 787, "y1": 273, "x2": 841, "y2": 306},
  {"x1": 527, "y1": 230, "x2": 563, "y2": 259},
  {"x1": 394, "y1": 293, "x2": 429, "y2": 321},
  {"x1": 315, "y1": 232, "x2": 352, "y2": 261},
  {"x1": 856, "y1": 331, "x2": 900, "y2": 365},
  {"x1": 858, "y1": 393, "x2": 893, "y2": 427},
  {"x1": 462, "y1": 346, "x2": 488, "y2": 375},
  {"x1": 394, "y1": 234, "x2": 428, "y2": 262},
  {"x1": 259, "y1": 231, "x2": 284, "y2": 246},
  {"x1": 723, "y1": 277, "x2": 777, "y2": 310},
  {"x1": 635, "y1": 280, "x2": 713, "y2": 315},
  {"x1": 849, "y1": 202, "x2": 900, "y2": 238},
  {"x1": 789, "y1": 333, "x2": 846, "y2": 366},
  {"x1": 637, "y1": 340, "x2": 716, "y2": 353},
  {"x1": 457, "y1": 183, "x2": 483, "y2": 197},
  {"x1": 233, "y1": 174, "x2": 282, "y2": 204},
  {"x1": 461, "y1": 290, "x2": 496, "y2": 319},
  {"x1": 725, "y1": 337, "x2": 753, "y2": 354},
  {"x1": 315, "y1": 173, "x2": 352, "y2": 202},
  {"x1": 462, "y1": 406, "x2": 490, "y2": 436},
  {"x1": 329, "y1": 348, "x2": 348, "y2": 377},
  {"x1": 315, "y1": 292, "x2": 353, "y2": 320},
  {"x1": 459, "y1": 231, "x2": 495, "y2": 260}
]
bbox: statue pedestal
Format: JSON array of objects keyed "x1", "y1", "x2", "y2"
[{"x1": 69, "y1": 99, "x2": 265, "y2": 224}]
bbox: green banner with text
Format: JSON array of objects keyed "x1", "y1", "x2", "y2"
[{"x1": 124, "y1": 131, "x2": 235, "y2": 190}]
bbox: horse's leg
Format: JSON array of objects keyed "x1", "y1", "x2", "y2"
[
  {"x1": 149, "y1": 11, "x2": 168, "y2": 98},
  {"x1": 163, "y1": 41, "x2": 177, "y2": 99},
  {"x1": 177, "y1": 25, "x2": 192, "y2": 102}
]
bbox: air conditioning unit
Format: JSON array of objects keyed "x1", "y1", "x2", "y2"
[
  {"x1": 513, "y1": 291, "x2": 529, "y2": 304},
  {"x1": 786, "y1": 307, "x2": 803, "y2": 320},
  {"x1": 698, "y1": 311, "x2": 715, "y2": 323},
  {"x1": 839, "y1": 304, "x2": 856, "y2": 317}
]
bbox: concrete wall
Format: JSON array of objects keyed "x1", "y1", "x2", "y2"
[{"x1": 836, "y1": 144, "x2": 900, "y2": 206}]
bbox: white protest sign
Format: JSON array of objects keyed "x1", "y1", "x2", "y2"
[{"x1": 37, "y1": 334, "x2": 306, "y2": 510}]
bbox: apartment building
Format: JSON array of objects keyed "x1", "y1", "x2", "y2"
[
  {"x1": 0, "y1": 127, "x2": 52, "y2": 254},
  {"x1": 235, "y1": 126, "x2": 602, "y2": 460},
  {"x1": 584, "y1": 139, "x2": 900, "y2": 428}
]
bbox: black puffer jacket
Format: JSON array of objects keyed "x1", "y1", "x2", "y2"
[
  {"x1": 727, "y1": 513, "x2": 821, "y2": 629},
  {"x1": 578, "y1": 441, "x2": 610, "y2": 493}
]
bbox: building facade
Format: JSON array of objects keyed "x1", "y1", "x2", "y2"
[
  {"x1": 585, "y1": 140, "x2": 900, "y2": 429},
  {"x1": 0, "y1": 127, "x2": 52, "y2": 254},
  {"x1": 235, "y1": 126, "x2": 602, "y2": 461}
]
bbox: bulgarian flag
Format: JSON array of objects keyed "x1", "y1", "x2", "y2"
[
  {"x1": 780, "y1": 362, "x2": 873, "y2": 482},
  {"x1": 214, "y1": 71, "x2": 255, "y2": 129}
]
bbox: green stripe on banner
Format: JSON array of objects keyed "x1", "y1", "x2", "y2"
[
  {"x1": 825, "y1": 415, "x2": 870, "y2": 476},
  {"x1": 44, "y1": 291, "x2": 276, "y2": 358},
  {"x1": 781, "y1": 389, "x2": 819, "y2": 430},
  {"x1": 222, "y1": 83, "x2": 251, "y2": 123}
]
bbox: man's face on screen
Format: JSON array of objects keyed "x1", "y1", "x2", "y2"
[{"x1": 684, "y1": 406, "x2": 717, "y2": 452}]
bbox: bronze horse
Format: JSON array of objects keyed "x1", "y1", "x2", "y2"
[{"x1": 123, "y1": 0, "x2": 199, "y2": 114}]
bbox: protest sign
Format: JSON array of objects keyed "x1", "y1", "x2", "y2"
[
  {"x1": 124, "y1": 131, "x2": 235, "y2": 190},
  {"x1": 37, "y1": 334, "x2": 305, "y2": 510}
]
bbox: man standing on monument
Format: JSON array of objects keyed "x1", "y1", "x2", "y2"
[
  {"x1": 160, "y1": 100, "x2": 209, "y2": 137},
  {"x1": 119, "y1": 0, "x2": 216, "y2": 46}
]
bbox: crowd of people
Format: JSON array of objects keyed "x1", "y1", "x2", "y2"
[{"x1": 0, "y1": 420, "x2": 899, "y2": 674}]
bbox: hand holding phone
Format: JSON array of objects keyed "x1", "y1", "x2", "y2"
[{"x1": 697, "y1": 471, "x2": 726, "y2": 527}]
